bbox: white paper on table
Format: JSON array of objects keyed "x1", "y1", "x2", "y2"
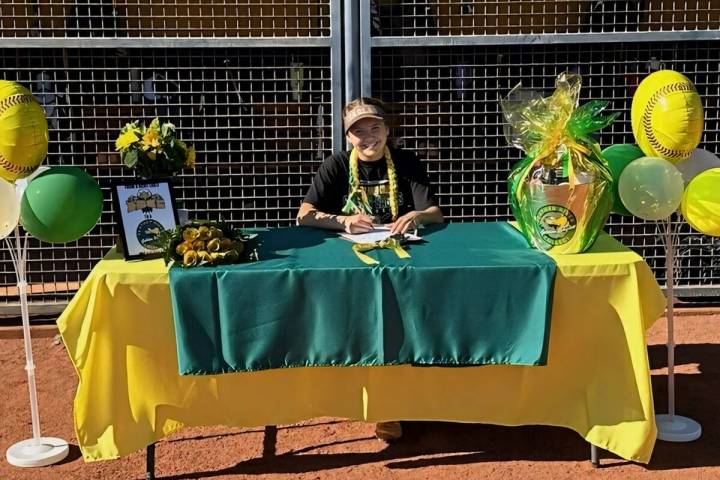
[{"x1": 338, "y1": 226, "x2": 422, "y2": 244}]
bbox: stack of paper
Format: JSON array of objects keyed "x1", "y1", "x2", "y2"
[{"x1": 338, "y1": 226, "x2": 422, "y2": 244}]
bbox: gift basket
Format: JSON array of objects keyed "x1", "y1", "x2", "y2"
[{"x1": 502, "y1": 72, "x2": 617, "y2": 254}]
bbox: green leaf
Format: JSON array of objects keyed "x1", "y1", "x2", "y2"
[
  {"x1": 161, "y1": 122, "x2": 175, "y2": 138},
  {"x1": 123, "y1": 150, "x2": 138, "y2": 168},
  {"x1": 566, "y1": 100, "x2": 618, "y2": 139}
]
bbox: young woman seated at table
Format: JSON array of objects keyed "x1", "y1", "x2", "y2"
[
  {"x1": 296, "y1": 97, "x2": 444, "y2": 442},
  {"x1": 297, "y1": 96, "x2": 444, "y2": 236}
]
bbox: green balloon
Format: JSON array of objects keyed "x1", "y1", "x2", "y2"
[
  {"x1": 20, "y1": 167, "x2": 103, "y2": 243},
  {"x1": 602, "y1": 144, "x2": 645, "y2": 216},
  {"x1": 618, "y1": 156, "x2": 684, "y2": 221}
]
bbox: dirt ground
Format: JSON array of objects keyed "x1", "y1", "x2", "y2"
[{"x1": 1, "y1": 313, "x2": 718, "y2": 480}]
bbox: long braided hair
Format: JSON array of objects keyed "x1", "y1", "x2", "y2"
[{"x1": 343, "y1": 145, "x2": 399, "y2": 220}]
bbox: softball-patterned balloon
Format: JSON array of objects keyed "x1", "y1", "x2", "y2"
[
  {"x1": 0, "y1": 80, "x2": 49, "y2": 182},
  {"x1": 631, "y1": 70, "x2": 704, "y2": 164}
]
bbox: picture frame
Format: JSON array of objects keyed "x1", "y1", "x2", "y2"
[{"x1": 111, "y1": 178, "x2": 179, "y2": 260}]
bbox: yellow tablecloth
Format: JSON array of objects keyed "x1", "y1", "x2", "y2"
[{"x1": 57, "y1": 231, "x2": 665, "y2": 463}]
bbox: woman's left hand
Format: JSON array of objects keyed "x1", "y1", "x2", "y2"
[{"x1": 388, "y1": 211, "x2": 421, "y2": 235}]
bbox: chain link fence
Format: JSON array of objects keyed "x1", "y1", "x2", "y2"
[
  {"x1": 0, "y1": 1, "x2": 331, "y2": 38},
  {"x1": 364, "y1": 2, "x2": 720, "y2": 296},
  {"x1": 1, "y1": 1, "x2": 719, "y2": 311},
  {"x1": 0, "y1": 1, "x2": 338, "y2": 310},
  {"x1": 371, "y1": 0, "x2": 719, "y2": 36}
]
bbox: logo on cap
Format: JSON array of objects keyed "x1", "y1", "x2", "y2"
[{"x1": 344, "y1": 104, "x2": 385, "y2": 133}]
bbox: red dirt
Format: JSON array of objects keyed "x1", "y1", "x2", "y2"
[{"x1": 1, "y1": 314, "x2": 719, "y2": 480}]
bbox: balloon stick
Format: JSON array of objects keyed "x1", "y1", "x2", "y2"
[
  {"x1": 655, "y1": 216, "x2": 702, "y2": 442},
  {"x1": 5, "y1": 225, "x2": 69, "y2": 467}
]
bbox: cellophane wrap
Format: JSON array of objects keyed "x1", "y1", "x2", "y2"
[{"x1": 502, "y1": 72, "x2": 617, "y2": 254}]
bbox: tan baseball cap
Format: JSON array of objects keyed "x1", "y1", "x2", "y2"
[{"x1": 343, "y1": 104, "x2": 385, "y2": 133}]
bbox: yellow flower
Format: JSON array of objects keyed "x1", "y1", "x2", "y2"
[
  {"x1": 175, "y1": 241, "x2": 193, "y2": 256},
  {"x1": 183, "y1": 250, "x2": 198, "y2": 266},
  {"x1": 183, "y1": 227, "x2": 200, "y2": 242},
  {"x1": 206, "y1": 238, "x2": 221, "y2": 252},
  {"x1": 185, "y1": 148, "x2": 196, "y2": 168},
  {"x1": 142, "y1": 129, "x2": 162, "y2": 150},
  {"x1": 115, "y1": 130, "x2": 139, "y2": 151},
  {"x1": 197, "y1": 226, "x2": 210, "y2": 241}
]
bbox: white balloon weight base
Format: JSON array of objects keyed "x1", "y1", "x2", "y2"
[
  {"x1": 6, "y1": 437, "x2": 69, "y2": 467},
  {"x1": 656, "y1": 414, "x2": 702, "y2": 442}
]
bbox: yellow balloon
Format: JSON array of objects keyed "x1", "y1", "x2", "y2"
[
  {"x1": 681, "y1": 167, "x2": 720, "y2": 237},
  {"x1": 631, "y1": 70, "x2": 704, "y2": 163},
  {"x1": 0, "y1": 80, "x2": 49, "y2": 182}
]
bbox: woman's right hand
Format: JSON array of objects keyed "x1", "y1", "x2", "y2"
[{"x1": 340, "y1": 214, "x2": 374, "y2": 234}]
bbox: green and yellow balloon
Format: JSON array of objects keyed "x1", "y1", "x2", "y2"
[{"x1": 602, "y1": 144, "x2": 645, "y2": 216}]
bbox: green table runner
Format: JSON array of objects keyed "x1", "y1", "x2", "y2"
[{"x1": 169, "y1": 222, "x2": 557, "y2": 374}]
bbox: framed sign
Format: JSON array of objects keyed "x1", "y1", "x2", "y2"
[{"x1": 112, "y1": 179, "x2": 179, "y2": 260}]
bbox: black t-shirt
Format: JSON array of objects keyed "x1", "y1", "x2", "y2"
[{"x1": 303, "y1": 148, "x2": 436, "y2": 224}]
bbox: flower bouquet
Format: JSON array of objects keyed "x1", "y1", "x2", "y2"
[
  {"x1": 157, "y1": 221, "x2": 258, "y2": 267},
  {"x1": 115, "y1": 117, "x2": 195, "y2": 179}
]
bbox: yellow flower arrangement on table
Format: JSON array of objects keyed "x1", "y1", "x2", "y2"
[
  {"x1": 157, "y1": 221, "x2": 258, "y2": 268},
  {"x1": 115, "y1": 117, "x2": 195, "y2": 178}
]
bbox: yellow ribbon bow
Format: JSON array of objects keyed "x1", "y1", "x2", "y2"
[{"x1": 351, "y1": 238, "x2": 411, "y2": 265}]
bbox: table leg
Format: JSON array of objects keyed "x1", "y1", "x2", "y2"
[
  {"x1": 263, "y1": 425, "x2": 278, "y2": 457},
  {"x1": 146, "y1": 443, "x2": 156, "y2": 480},
  {"x1": 590, "y1": 443, "x2": 600, "y2": 468}
]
